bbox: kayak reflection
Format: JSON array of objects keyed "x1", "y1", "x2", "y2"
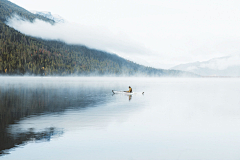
[
  {"x1": 112, "y1": 93, "x2": 133, "y2": 101},
  {"x1": 129, "y1": 95, "x2": 132, "y2": 101}
]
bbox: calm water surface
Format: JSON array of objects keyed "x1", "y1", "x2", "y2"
[{"x1": 1, "y1": 77, "x2": 240, "y2": 160}]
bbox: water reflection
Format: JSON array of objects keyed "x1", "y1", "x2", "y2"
[
  {"x1": 1, "y1": 77, "x2": 240, "y2": 160},
  {"x1": 129, "y1": 95, "x2": 132, "y2": 101},
  {"x1": 112, "y1": 93, "x2": 133, "y2": 101},
  {"x1": 0, "y1": 127, "x2": 63, "y2": 155},
  {"x1": 0, "y1": 78, "x2": 109, "y2": 156}
]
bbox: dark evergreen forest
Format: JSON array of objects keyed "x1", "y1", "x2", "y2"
[{"x1": 0, "y1": 0, "x2": 195, "y2": 76}]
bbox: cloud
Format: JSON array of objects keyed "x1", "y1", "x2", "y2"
[{"x1": 6, "y1": 15, "x2": 152, "y2": 56}]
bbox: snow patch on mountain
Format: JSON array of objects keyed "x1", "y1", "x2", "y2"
[{"x1": 30, "y1": 11, "x2": 65, "y2": 23}]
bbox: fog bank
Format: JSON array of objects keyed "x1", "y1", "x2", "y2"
[{"x1": 6, "y1": 15, "x2": 152, "y2": 61}]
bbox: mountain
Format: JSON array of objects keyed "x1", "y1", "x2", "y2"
[
  {"x1": 0, "y1": 0, "x2": 196, "y2": 77},
  {"x1": 0, "y1": 0, "x2": 54, "y2": 23},
  {"x1": 172, "y1": 55, "x2": 240, "y2": 77},
  {"x1": 30, "y1": 11, "x2": 65, "y2": 23}
]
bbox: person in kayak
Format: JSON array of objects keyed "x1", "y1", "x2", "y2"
[{"x1": 126, "y1": 86, "x2": 132, "y2": 93}]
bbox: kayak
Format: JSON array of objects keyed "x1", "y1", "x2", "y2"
[{"x1": 112, "y1": 90, "x2": 144, "y2": 95}]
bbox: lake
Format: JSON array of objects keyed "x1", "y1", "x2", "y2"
[{"x1": 1, "y1": 77, "x2": 240, "y2": 160}]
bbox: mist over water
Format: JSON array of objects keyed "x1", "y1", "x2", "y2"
[{"x1": 1, "y1": 77, "x2": 240, "y2": 160}]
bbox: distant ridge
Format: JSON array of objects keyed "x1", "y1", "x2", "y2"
[{"x1": 172, "y1": 55, "x2": 240, "y2": 77}]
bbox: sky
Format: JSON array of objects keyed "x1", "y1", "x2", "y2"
[{"x1": 8, "y1": 0, "x2": 240, "y2": 69}]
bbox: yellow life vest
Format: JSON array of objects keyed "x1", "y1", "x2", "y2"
[{"x1": 129, "y1": 87, "x2": 132, "y2": 93}]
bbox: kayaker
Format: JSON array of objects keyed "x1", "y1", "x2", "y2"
[{"x1": 127, "y1": 86, "x2": 132, "y2": 93}]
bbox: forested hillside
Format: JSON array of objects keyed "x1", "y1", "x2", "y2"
[{"x1": 0, "y1": 0, "x2": 195, "y2": 76}]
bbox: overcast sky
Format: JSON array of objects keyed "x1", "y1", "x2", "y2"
[{"x1": 8, "y1": 0, "x2": 240, "y2": 69}]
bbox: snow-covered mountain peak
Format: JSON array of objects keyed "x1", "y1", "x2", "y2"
[{"x1": 30, "y1": 10, "x2": 65, "y2": 23}]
